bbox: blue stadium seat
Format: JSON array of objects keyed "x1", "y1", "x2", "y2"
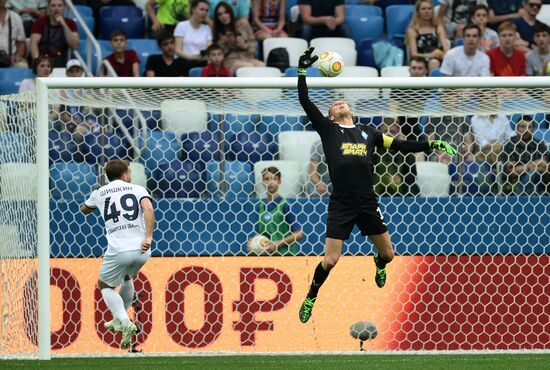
[
  {"x1": 385, "y1": 5, "x2": 414, "y2": 40},
  {"x1": 50, "y1": 162, "x2": 97, "y2": 200},
  {"x1": 533, "y1": 128, "x2": 550, "y2": 146},
  {"x1": 67, "y1": 5, "x2": 93, "y2": 17},
  {"x1": 74, "y1": 39, "x2": 111, "y2": 74},
  {"x1": 99, "y1": 5, "x2": 143, "y2": 18},
  {"x1": 0, "y1": 68, "x2": 34, "y2": 94},
  {"x1": 345, "y1": 5, "x2": 383, "y2": 17},
  {"x1": 429, "y1": 68, "x2": 443, "y2": 76},
  {"x1": 49, "y1": 131, "x2": 81, "y2": 162},
  {"x1": 209, "y1": 113, "x2": 261, "y2": 139},
  {"x1": 140, "y1": 110, "x2": 162, "y2": 131},
  {"x1": 449, "y1": 160, "x2": 495, "y2": 195},
  {"x1": 139, "y1": 130, "x2": 180, "y2": 175},
  {"x1": 151, "y1": 160, "x2": 205, "y2": 198},
  {"x1": 100, "y1": 16, "x2": 145, "y2": 40},
  {"x1": 229, "y1": 132, "x2": 278, "y2": 164},
  {"x1": 206, "y1": 161, "x2": 254, "y2": 199},
  {"x1": 181, "y1": 131, "x2": 225, "y2": 165},
  {"x1": 284, "y1": 67, "x2": 323, "y2": 77},
  {"x1": 375, "y1": 0, "x2": 413, "y2": 12},
  {"x1": 0, "y1": 132, "x2": 30, "y2": 163},
  {"x1": 346, "y1": 15, "x2": 384, "y2": 46},
  {"x1": 71, "y1": 15, "x2": 94, "y2": 39},
  {"x1": 127, "y1": 39, "x2": 161, "y2": 76},
  {"x1": 81, "y1": 131, "x2": 132, "y2": 164},
  {"x1": 189, "y1": 67, "x2": 203, "y2": 77},
  {"x1": 355, "y1": 98, "x2": 390, "y2": 127},
  {"x1": 259, "y1": 114, "x2": 308, "y2": 136}
]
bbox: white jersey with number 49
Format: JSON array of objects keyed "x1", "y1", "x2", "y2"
[{"x1": 85, "y1": 180, "x2": 152, "y2": 256}]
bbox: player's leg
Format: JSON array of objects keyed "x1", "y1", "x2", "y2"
[
  {"x1": 299, "y1": 238, "x2": 344, "y2": 323},
  {"x1": 368, "y1": 232, "x2": 394, "y2": 288}
]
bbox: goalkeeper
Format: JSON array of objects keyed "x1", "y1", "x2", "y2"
[{"x1": 297, "y1": 47, "x2": 457, "y2": 324}]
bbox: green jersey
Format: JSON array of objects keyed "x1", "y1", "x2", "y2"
[
  {"x1": 258, "y1": 197, "x2": 297, "y2": 255},
  {"x1": 156, "y1": 0, "x2": 189, "y2": 26}
]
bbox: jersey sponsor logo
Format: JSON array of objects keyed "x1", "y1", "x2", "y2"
[
  {"x1": 361, "y1": 131, "x2": 369, "y2": 141},
  {"x1": 341, "y1": 142, "x2": 368, "y2": 156}
]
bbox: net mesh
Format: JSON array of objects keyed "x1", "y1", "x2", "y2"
[{"x1": 2, "y1": 80, "x2": 550, "y2": 356}]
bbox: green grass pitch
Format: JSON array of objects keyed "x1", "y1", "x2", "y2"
[{"x1": 1, "y1": 354, "x2": 549, "y2": 370}]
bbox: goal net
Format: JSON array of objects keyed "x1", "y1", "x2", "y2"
[{"x1": 1, "y1": 77, "x2": 549, "y2": 357}]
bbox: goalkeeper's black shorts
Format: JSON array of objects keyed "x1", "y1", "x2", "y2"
[{"x1": 326, "y1": 192, "x2": 388, "y2": 240}]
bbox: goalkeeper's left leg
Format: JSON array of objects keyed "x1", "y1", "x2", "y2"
[{"x1": 368, "y1": 232, "x2": 395, "y2": 288}]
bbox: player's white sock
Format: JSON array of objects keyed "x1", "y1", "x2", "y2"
[
  {"x1": 101, "y1": 288, "x2": 131, "y2": 327},
  {"x1": 119, "y1": 279, "x2": 135, "y2": 311}
]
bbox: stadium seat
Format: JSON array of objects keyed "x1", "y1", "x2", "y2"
[
  {"x1": 129, "y1": 162, "x2": 147, "y2": 188},
  {"x1": 277, "y1": 131, "x2": 320, "y2": 190},
  {"x1": 263, "y1": 38, "x2": 308, "y2": 67},
  {"x1": 127, "y1": 39, "x2": 161, "y2": 76},
  {"x1": 49, "y1": 131, "x2": 81, "y2": 162},
  {"x1": 415, "y1": 161, "x2": 451, "y2": 197},
  {"x1": 448, "y1": 160, "x2": 495, "y2": 195},
  {"x1": 212, "y1": 112, "x2": 261, "y2": 139},
  {"x1": 0, "y1": 68, "x2": 34, "y2": 94},
  {"x1": 381, "y1": 66, "x2": 410, "y2": 77},
  {"x1": 258, "y1": 114, "x2": 308, "y2": 136},
  {"x1": 81, "y1": 131, "x2": 132, "y2": 164},
  {"x1": 253, "y1": 160, "x2": 301, "y2": 198},
  {"x1": 354, "y1": 98, "x2": 390, "y2": 124},
  {"x1": 429, "y1": 68, "x2": 443, "y2": 77},
  {"x1": 161, "y1": 99, "x2": 208, "y2": 136},
  {"x1": 0, "y1": 132, "x2": 30, "y2": 163},
  {"x1": 345, "y1": 4, "x2": 383, "y2": 17},
  {"x1": 537, "y1": 5, "x2": 550, "y2": 26},
  {"x1": 315, "y1": 47, "x2": 357, "y2": 67},
  {"x1": 139, "y1": 130, "x2": 180, "y2": 175},
  {"x1": 385, "y1": 5, "x2": 414, "y2": 40},
  {"x1": 284, "y1": 67, "x2": 323, "y2": 77},
  {"x1": 151, "y1": 160, "x2": 205, "y2": 198},
  {"x1": 229, "y1": 131, "x2": 278, "y2": 164},
  {"x1": 180, "y1": 131, "x2": 225, "y2": 165},
  {"x1": 100, "y1": 15, "x2": 145, "y2": 40},
  {"x1": 50, "y1": 68, "x2": 67, "y2": 77},
  {"x1": 236, "y1": 66, "x2": 282, "y2": 77},
  {"x1": 533, "y1": 128, "x2": 550, "y2": 146},
  {"x1": 140, "y1": 110, "x2": 162, "y2": 131},
  {"x1": 206, "y1": 160, "x2": 254, "y2": 199},
  {"x1": 358, "y1": 37, "x2": 404, "y2": 68},
  {"x1": 70, "y1": 5, "x2": 93, "y2": 17},
  {"x1": 346, "y1": 15, "x2": 384, "y2": 46},
  {"x1": 74, "y1": 39, "x2": 111, "y2": 74},
  {"x1": 50, "y1": 162, "x2": 97, "y2": 200},
  {"x1": 338, "y1": 65, "x2": 378, "y2": 77},
  {"x1": 99, "y1": 5, "x2": 143, "y2": 18},
  {"x1": 188, "y1": 67, "x2": 203, "y2": 77},
  {"x1": 71, "y1": 15, "x2": 94, "y2": 39},
  {"x1": 0, "y1": 163, "x2": 37, "y2": 200},
  {"x1": 310, "y1": 37, "x2": 356, "y2": 51}
]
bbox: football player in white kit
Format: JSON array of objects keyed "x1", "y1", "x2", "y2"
[{"x1": 80, "y1": 160, "x2": 155, "y2": 349}]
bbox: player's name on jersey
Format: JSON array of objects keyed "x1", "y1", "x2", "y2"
[
  {"x1": 100, "y1": 185, "x2": 134, "y2": 196},
  {"x1": 107, "y1": 223, "x2": 139, "y2": 234}
]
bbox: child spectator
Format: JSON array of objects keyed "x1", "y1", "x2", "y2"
[
  {"x1": 19, "y1": 55, "x2": 52, "y2": 92},
  {"x1": 486, "y1": 21, "x2": 526, "y2": 76},
  {"x1": 103, "y1": 30, "x2": 140, "y2": 77},
  {"x1": 251, "y1": 0, "x2": 288, "y2": 41},
  {"x1": 145, "y1": 31, "x2": 186, "y2": 77},
  {"x1": 527, "y1": 23, "x2": 550, "y2": 75},
  {"x1": 251, "y1": 166, "x2": 303, "y2": 255},
  {"x1": 406, "y1": 0, "x2": 448, "y2": 73},
  {"x1": 200, "y1": 43, "x2": 231, "y2": 76},
  {"x1": 470, "y1": 4, "x2": 499, "y2": 52},
  {"x1": 174, "y1": 0, "x2": 212, "y2": 76}
]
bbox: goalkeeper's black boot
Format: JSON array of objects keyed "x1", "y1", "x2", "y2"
[
  {"x1": 298, "y1": 297, "x2": 316, "y2": 323},
  {"x1": 374, "y1": 253, "x2": 387, "y2": 288}
]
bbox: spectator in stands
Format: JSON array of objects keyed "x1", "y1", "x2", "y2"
[
  {"x1": 251, "y1": 0, "x2": 288, "y2": 41},
  {"x1": 471, "y1": 114, "x2": 516, "y2": 163},
  {"x1": 0, "y1": 0, "x2": 27, "y2": 67},
  {"x1": 406, "y1": 0, "x2": 449, "y2": 73},
  {"x1": 251, "y1": 166, "x2": 303, "y2": 255},
  {"x1": 30, "y1": 0, "x2": 79, "y2": 68},
  {"x1": 471, "y1": 4, "x2": 499, "y2": 52},
  {"x1": 527, "y1": 23, "x2": 550, "y2": 75},
  {"x1": 440, "y1": 24, "x2": 490, "y2": 76},
  {"x1": 7, "y1": 0, "x2": 46, "y2": 36},
  {"x1": 213, "y1": 1, "x2": 265, "y2": 74},
  {"x1": 174, "y1": 0, "x2": 212, "y2": 76},
  {"x1": 18, "y1": 54, "x2": 51, "y2": 92},
  {"x1": 209, "y1": 0, "x2": 250, "y2": 23},
  {"x1": 501, "y1": 116, "x2": 549, "y2": 194},
  {"x1": 296, "y1": 0, "x2": 347, "y2": 42},
  {"x1": 408, "y1": 55, "x2": 429, "y2": 77},
  {"x1": 200, "y1": 43, "x2": 231, "y2": 76},
  {"x1": 146, "y1": 0, "x2": 189, "y2": 39},
  {"x1": 512, "y1": 0, "x2": 545, "y2": 52},
  {"x1": 487, "y1": 21, "x2": 526, "y2": 76},
  {"x1": 103, "y1": 30, "x2": 140, "y2": 77},
  {"x1": 437, "y1": 0, "x2": 487, "y2": 39},
  {"x1": 308, "y1": 139, "x2": 331, "y2": 197},
  {"x1": 145, "y1": 31, "x2": 186, "y2": 77},
  {"x1": 487, "y1": 0, "x2": 523, "y2": 28}
]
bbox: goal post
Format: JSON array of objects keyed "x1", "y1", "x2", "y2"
[{"x1": 1, "y1": 76, "x2": 548, "y2": 358}]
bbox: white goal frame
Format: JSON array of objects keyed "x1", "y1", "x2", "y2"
[{"x1": 35, "y1": 76, "x2": 550, "y2": 359}]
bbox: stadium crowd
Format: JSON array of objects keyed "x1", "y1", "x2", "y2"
[{"x1": 0, "y1": 0, "x2": 549, "y2": 196}]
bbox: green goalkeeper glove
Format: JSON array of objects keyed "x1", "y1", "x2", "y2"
[
  {"x1": 298, "y1": 47, "x2": 318, "y2": 76},
  {"x1": 429, "y1": 140, "x2": 457, "y2": 156}
]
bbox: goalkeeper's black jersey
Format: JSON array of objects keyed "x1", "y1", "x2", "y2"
[{"x1": 298, "y1": 75, "x2": 430, "y2": 195}]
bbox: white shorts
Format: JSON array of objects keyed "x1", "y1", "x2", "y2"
[{"x1": 99, "y1": 250, "x2": 151, "y2": 287}]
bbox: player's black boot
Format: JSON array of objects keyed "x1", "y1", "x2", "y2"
[
  {"x1": 298, "y1": 297, "x2": 316, "y2": 323},
  {"x1": 374, "y1": 253, "x2": 387, "y2": 288}
]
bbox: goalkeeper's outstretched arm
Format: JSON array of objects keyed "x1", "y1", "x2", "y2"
[
  {"x1": 379, "y1": 134, "x2": 458, "y2": 156},
  {"x1": 297, "y1": 47, "x2": 324, "y2": 124}
]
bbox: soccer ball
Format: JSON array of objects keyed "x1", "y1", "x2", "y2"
[
  {"x1": 316, "y1": 51, "x2": 344, "y2": 77},
  {"x1": 247, "y1": 234, "x2": 270, "y2": 255},
  {"x1": 350, "y1": 321, "x2": 377, "y2": 341}
]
